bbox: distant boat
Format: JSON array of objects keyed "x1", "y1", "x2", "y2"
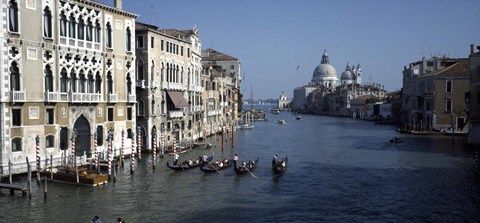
[
  {"x1": 193, "y1": 142, "x2": 212, "y2": 149},
  {"x1": 237, "y1": 110, "x2": 255, "y2": 130},
  {"x1": 272, "y1": 156, "x2": 288, "y2": 176},
  {"x1": 40, "y1": 165, "x2": 108, "y2": 186},
  {"x1": 294, "y1": 116, "x2": 302, "y2": 120},
  {"x1": 277, "y1": 119, "x2": 286, "y2": 124},
  {"x1": 441, "y1": 127, "x2": 468, "y2": 136}
]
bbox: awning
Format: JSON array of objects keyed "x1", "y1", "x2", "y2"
[{"x1": 167, "y1": 91, "x2": 189, "y2": 108}]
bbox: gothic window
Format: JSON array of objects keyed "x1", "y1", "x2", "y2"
[
  {"x1": 161, "y1": 63, "x2": 164, "y2": 82},
  {"x1": 87, "y1": 72, "x2": 94, "y2": 93},
  {"x1": 43, "y1": 7, "x2": 52, "y2": 38},
  {"x1": 10, "y1": 62, "x2": 20, "y2": 91},
  {"x1": 78, "y1": 16, "x2": 85, "y2": 40},
  {"x1": 126, "y1": 27, "x2": 132, "y2": 51},
  {"x1": 44, "y1": 65, "x2": 53, "y2": 92},
  {"x1": 151, "y1": 62, "x2": 155, "y2": 82},
  {"x1": 107, "y1": 72, "x2": 113, "y2": 94},
  {"x1": 68, "y1": 14, "x2": 76, "y2": 38},
  {"x1": 126, "y1": 73, "x2": 132, "y2": 95},
  {"x1": 71, "y1": 71, "x2": 77, "y2": 93},
  {"x1": 79, "y1": 71, "x2": 86, "y2": 93},
  {"x1": 137, "y1": 59, "x2": 144, "y2": 80},
  {"x1": 95, "y1": 72, "x2": 102, "y2": 93},
  {"x1": 12, "y1": 137, "x2": 22, "y2": 152},
  {"x1": 138, "y1": 100, "x2": 145, "y2": 116},
  {"x1": 86, "y1": 19, "x2": 93, "y2": 41},
  {"x1": 60, "y1": 69, "x2": 68, "y2": 92},
  {"x1": 60, "y1": 13, "x2": 67, "y2": 37},
  {"x1": 106, "y1": 22, "x2": 112, "y2": 48},
  {"x1": 95, "y1": 21, "x2": 101, "y2": 43},
  {"x1": 8, "y1": 0, "x2": 19, "y2": 32},
  {"x1": 152, "y1": 99, "x2": 156, "y2": 116}
]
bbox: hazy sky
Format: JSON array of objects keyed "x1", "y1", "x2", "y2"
[{"x1": 97, "y1": 0, "x2": 480, "y2": 99}]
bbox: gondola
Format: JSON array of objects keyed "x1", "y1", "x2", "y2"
[
  {"x1": 233, "y1": 158, "x2": 259, "y2": 175},
  {"x1": 389, "y1": 137, "x2": 404, "y2": 143},
  {"x1": 272, "y1": 156, "x2": 288, "y2": 175},
  {"x1": 200, "y1": 159, "x2": 234, "y2": 173},
  {"x1": 166, "y1": 156, "x2": 213, "y2": 171}
]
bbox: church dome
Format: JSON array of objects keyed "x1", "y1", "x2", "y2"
[
  {"x1": 341, "y1": 64, "x2": 355, "y2": 80},
  {"x1": 312, "y1": 50, "x2": 337, "y2": 83}
]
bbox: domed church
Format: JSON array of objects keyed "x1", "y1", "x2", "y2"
[
  {"x1": 340, "y1": 63, "x2": 362, "y2": 85},
  {"x1": 311, "y1": 50, "x2": 338, "y2": 88}
]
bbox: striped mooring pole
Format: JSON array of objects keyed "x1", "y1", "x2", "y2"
[
  {"x1": 130, "y1": 131, "x2": 135, "y2": 174},
  {"x1": 160, "y1": 129, "x2": 165, "y2": 158},
  {"x1": 121, "y1": 129, "x2": 125, "y2": 168},
  {"x1": 137, "y1": 126, "x2": 142, "y2": 161},
  {"x1": 107, "y1": 131, "x2": 113, "y2": 177},
  {"x1": 94, "y1": 131, "x2": 98, "y2": 171},
  {"x1": 152, "y1": 128, "x2": 157, "y2": 169},
  {"x1": 71, "y1": 129, "x2": 77, "y2": 166},
  {"x1": 36, "y1": 135, "x2": 40, "y2": 182}
]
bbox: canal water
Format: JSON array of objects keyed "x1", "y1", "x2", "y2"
[{"x1": 1, "y1": 110, "x2": 480, "y2": 222}]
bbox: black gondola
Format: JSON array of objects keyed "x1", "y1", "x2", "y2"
[
  {"x1": 200, "y1": 159, "x2": 233, "y2": 173},
  {"x1": 166, "y1": 156, "x2": 213, "y2": 171},
  {"x1": 272, "y1": 156, "x2": 288, "y2": 175},
  {"x1": 233, "y1": 158, "x2": 259, "y2": 175}
]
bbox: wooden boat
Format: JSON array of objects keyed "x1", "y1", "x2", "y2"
[
  {"x1": 272, "y1": 156, "x2": 288, "y2": 176},
  {"x1": 193, "y1": 142, "x2": 212, "y2": 149},
  {"x1": 295, "y1": 116, "x2": 302, "y2": 120},
  {"x1": 233, "y1": 158, "x2": 259, "y2": 175},
  {"x1": 40, "y1": 166, "x2": 108, "y2": 186},
  {"x1": 200, "y1": 159, "x2": 234, "y2": 173},
  {"x1": 277, "y1": 119, "x2": 286, "y2": 124},
  {"x1": 166, "y1": 156, "x2": 213, "y2": 171},
  {"x1": 166, "y1": 146, "x2": 190, "y2": 155}
]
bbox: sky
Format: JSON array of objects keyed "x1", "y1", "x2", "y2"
[{"x1": 97, "y1": 0, "x2": 480, "y2": 99}]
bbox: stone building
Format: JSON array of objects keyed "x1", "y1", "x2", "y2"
[
  {"x1": 277, "y1": 91, "x2": 291, "y2": 110},
  {"x1": 402, "y1": 56, "x2": 470, "y2": 131},
  {"x1": 1, "y1": 0, "x2": 137, "y2": 175},
  {"x1": 134, "y1": 22, "x2": 203, "y2": 151},
  {"x1": 467, "y1": 44, "x2": 480, "y2": 145}
]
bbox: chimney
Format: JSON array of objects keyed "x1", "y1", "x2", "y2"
[
  {"x1": 470, "y1": 44, "x2": 474, "y2": 55},
  {"x1": 114, "y1": 0, "x2": 122, "y2": 9}
]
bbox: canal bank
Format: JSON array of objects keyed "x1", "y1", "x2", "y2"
[{"x1": 1, "y1": 113, "x2": 479, "y2": 222}]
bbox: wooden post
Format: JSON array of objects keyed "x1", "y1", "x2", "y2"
[
  {"x1": 112, "y1": 163, "x2": 116, "y2": 182},
  {"x1": 221, "y1": 126, "x2": 224, "y2": 151},
  {"x1": 44, "y1": 176, "x2": 47, "y2": 198},
  {"x1": 8, "y1": 159, "x2": 12, "y2": 185},
  {"x1": 27, "y1": 157, "x2": 31, "y2": 199},
  {"x1": 50, "y1": 155, "x2": 53, "y2": 179},
  {"x1": 75, "y1": 158, "x2": 79, "y2": 185},
  {"x1": 231, "y1": 124, "x2": 234, "y2": 148}
]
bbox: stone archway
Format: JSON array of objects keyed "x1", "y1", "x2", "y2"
[{"x1": 73, "y1": 115, "x2": 91, "y2": 157}]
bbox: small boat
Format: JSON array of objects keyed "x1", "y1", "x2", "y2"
[
  {"x1": 237, "y1": 123, "x2": 255, "y2": 130},
  {"x1": 389, "y1": 137, "x2": 404, "y2": 143},
  {"x1": 277, "y1": 119, "x2": 286, "y2": 124},
  {"x1": 233, "y1": 158, "x2": 259, "y2": 175},
  {"x1": 200, "y1": 159, "x2": 234, "y2": 173},
  {"x1": 193, "y1": 142, "x2": 212, "y2": 149},
  {"x1": 272, "y1": 156, "x2": 288, "y2": 176},
  {"x1": 441, "y1": 127, "x2": 468, "y2": 136},
  {"x1": 40, "y1": 165, "x2": 108, "y2": 186},
  {"x1": 166, "y1": 156, "x2": 213, "y2": 171},
  {"x1": 294, "y1": 116, "x2": 302, "y2": 120},
  {"x1": 166, "y1": 145, "x2": 191, "y2": 155}
]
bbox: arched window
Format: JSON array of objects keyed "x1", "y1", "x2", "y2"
[
  {"x1": 176, "y1": 65, "x2": 179, "y2": 83},
  {"x1": 68, "y1": 14, "x2": 76, "y2": 38},
  {"x1": 95, "y1": 21, "x2": 101, "y2": 43},
  {"x1": 161, "y1": 63, "x2": 164, "y2": 82},
  {"x1": 152, "y1": 99, "x2": 156, "y2": 116},
  {"x1": 95, "y1": 72, "x2": 101, "y2": 93},
  {"x1": 126, "y1": 27, "x2": 131, "y2": 51},
  {"x1": 79, "y1": 71, "x2": 86, "y2": 93},
  {"x1": 78, "y1": 16, "x2": 85, "y2": 40},
  {"x1": 8, "y1": 0, "x2": 18, "y2": 32},
  {"x1": 43, "y1": 7, "x2": 52, "y2": 38},
  {"x1": 46, "y1": 135, "x2": 54, "y2": 148},
  {"x1": 137, "y1": 59, "x2": 144, "y2": 80},
  {"x1": 44, "y1": 65, "x2": 53, "y2": 92},
  {"x1": 10, "y1": 61, "x2": 20, "y2": 91},
  {"x1": 106, "y1": 22, "x2": 112, "y2": 48},
  {"x1": 86, "y1": 19, "x2": 93, "y2": 41},
  {"x1": 71, "y1": 70, "x2": 77, "y2": 93},
  {"x1": 87, "y1": 72, "x2": 94, "y2": 93},
  {"x1": 107, "y1": 72, "x2": 113, "y2": 94},
  {"x1": 151, "y1": 62, "x2": 155, "y2": 82},
  {"x1": 60, "y1": 69, "x2": 68, "y2": 92},
  {"x1": 126, "y1": 73, "x2": 132, "y2": 95},
  {"x1": 12, "y1": 137, "x2": 22, "y2": 152},
  {"x1": 59, "y1": 13, "x2": 67, "y2": 37}
]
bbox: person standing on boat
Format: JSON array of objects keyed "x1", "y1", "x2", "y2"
[
  {"x1": 173, "y1": 153, "x2": 179, "y2": 165},
  {"x1": 91, "y1": 215, "x2": 102, "y2": 223},
  {"x1": 202, "y1": 153, "x2": 208, "y2": 163},
  {"x1": 234, "y1": 154, "x2": 239, "y2": 163},
  {"x1": 273, "y1": 155, "x2": 278, "y2": 165}
]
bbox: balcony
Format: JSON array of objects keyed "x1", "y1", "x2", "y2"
[
  {"x1": 71, "y1": 93, "x2": 102, "y2": 103},
  {"x1": 9, "y1": 91, "x2": 26, "y2": 102},
  {"x1": 162, "y1": 82, "x2": 185, "y2": 91},
  {"x1": 107, "y1": 94, "x2": 118, "y2": 103},
  {"x1": 45, "y1": 92, "x2": 58, "y2": 102},
  {"x1": 151, "y1": 80, "x2": 158, "y2": 89},
  {"x1": 127, "y1": 94, "x2": 136, "y2": 103},
  {"x1": 168, "y1": 110, "x2": 184, "y2": 118},
  {"x1": 208, "y1": 110, "x2": 219, "y2": 116},
  {"x1": 136, "y1": 80, "x2": 145, "y2": 88},
  {"x1": 59, "y1": 93, "x2": 69, "y2": 102},
  {"x1": 208, "y1": 91, "x2": 214, "y2": 98}
]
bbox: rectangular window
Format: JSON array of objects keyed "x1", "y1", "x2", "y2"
[
  {"x1": 60, "y1": 127, "x2": 68, "y2": 150},
  {"x1": 445, "y1": 98, "x2": 452, "y2": 112},
  {"x1": 97, "y1": 126, "x2": 104, "y2": 146},
  {"x1": 150, "y1": 37, "x2": 154, "y2": 48},
  {"x1": 187, "y1": 48, "x2": 190, "y2": 57},
  {"x1": 161, "y1": 40, "x2": 164, "y2": 51},
  {"x1": 181, "y1": 46, "x2": 183, "y2": 56},
  {"x1": 46, "y1": 108, "x2": 54, "y2": 124},
  {"x1": 108, "y1": 107, "x2": 114, "y2": 122},
  {"x1": 12, "y1": 109, "x2": 21, "y2": 126},
  {"x1": 137, "y1": 36, "x2": 144, "y2": 48},
  {"x1": 127, "y1": 107, "x2": 132, "y2": 120},
  {"x1": 446, "y1": 80, "x2": 452, "y2": 93},
  {"x1": 166, "y1": 41, "x2": 169, "y2": 52},
  {"x1": 176, "y1": 45, "x2": 179, "y2": 55}
]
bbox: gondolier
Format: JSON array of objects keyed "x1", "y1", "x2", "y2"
[{"x1": 173, "y1": 153, "x2": 179, "y2": 165}]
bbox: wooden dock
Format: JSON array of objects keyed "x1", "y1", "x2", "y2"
[{"x1": 0, "y1": 183, "x2": 28, "y2": 196}]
